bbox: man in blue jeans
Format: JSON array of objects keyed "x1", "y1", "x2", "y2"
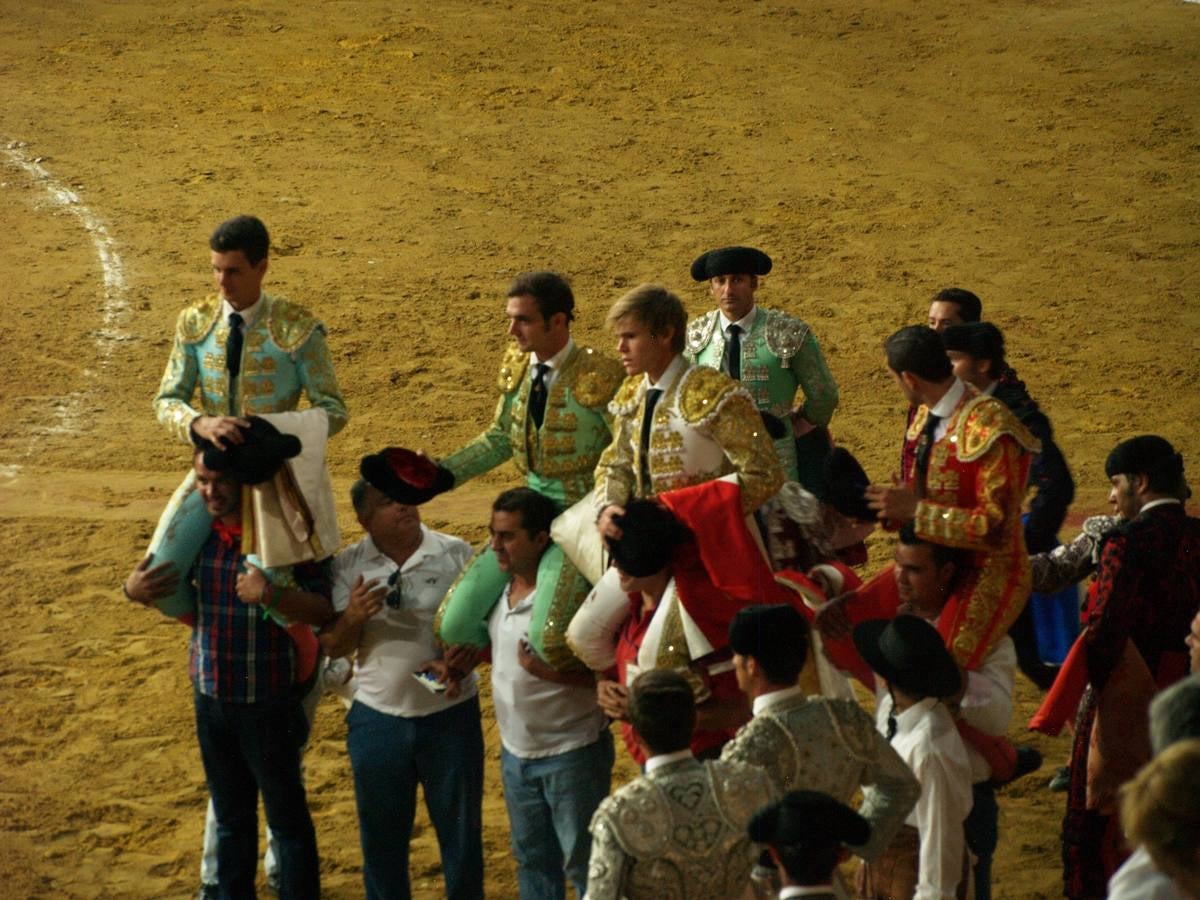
[
  {"x1": 475, "y1": 487, "x2": 614, "y2": 899},
  {"x1": 320, "y1": 448, "x2": 484, "y2": 900},
  {"x1": 124, "y1": 429, "x2": 332, "y2": 900}
]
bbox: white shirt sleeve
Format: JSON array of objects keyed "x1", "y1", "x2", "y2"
[
  {"x1": 912, "y1": 750, "x2": 972, "y2": 900},
  {"x1": 959, "y1": 637, "x2": 1016, "y2": 736}
]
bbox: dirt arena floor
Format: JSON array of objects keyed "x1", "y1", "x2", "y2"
[{"x1": 2, "y1": 0, "x2": 1198, "y2": 896}]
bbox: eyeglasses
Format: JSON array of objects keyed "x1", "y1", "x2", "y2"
[{"x1": 386, "y1": 569, "x2": 404, "y2": 609}]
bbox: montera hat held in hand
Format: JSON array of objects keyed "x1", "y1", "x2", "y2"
[{"x1": 194, "y1": 416, "x2": 302, "y2": 485}]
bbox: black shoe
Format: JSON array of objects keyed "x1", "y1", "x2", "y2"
[
  {"x1": 1048, "y1": 764, "x2": 1071, "y2": 792},
  {"x1": 196, "y1": 885, "x2": 219, "y2": 900},
  {"x1": 1012, "y1": 746, "x2": 1044, "y2": 781}
]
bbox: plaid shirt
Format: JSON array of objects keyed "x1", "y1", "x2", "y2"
[{"x1": 189, "y1": 528, "x2": 329, "y2": 703}]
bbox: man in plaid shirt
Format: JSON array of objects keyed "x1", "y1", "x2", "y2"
[{"x1": 126, "y1": 431, "x2": 334, "y2": 899}]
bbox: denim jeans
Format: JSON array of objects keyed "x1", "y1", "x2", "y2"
[
  {"x1": 193, "y1": 689, "x2": 319, "y2": 900},
  {"x1": 965, "y1": 780, "x2": 999, "y2": 900},
  {"x1": 200, "y1": 671, "x2": 325, "y2": 887},
  {"x1": 346, "y1": 697, "x2": 485, "y2": 900},
  {"x1": 500, "y1": 730, "x2": 615, "y2": 900}
]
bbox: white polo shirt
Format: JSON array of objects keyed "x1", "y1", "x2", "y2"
[
  {"x1": 333, "y1": 526, "x2": 476, "y2": 718},
  {"x1": 488, "y1": 581, "x2": 605, "y2": 759}
]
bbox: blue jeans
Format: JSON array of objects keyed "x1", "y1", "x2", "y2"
[
  {"x1": 965, "y1": 780, "x2": 999, "y2": 900},
  {"x1": 193, "y1": 689, "x2": 319, "y2": 900},
  {"x1": 347, "y1": 697, "x2": 485, "y2": 900},
  {"x1": 500, "y1": 730, "x2": 614, "y2": 900}
]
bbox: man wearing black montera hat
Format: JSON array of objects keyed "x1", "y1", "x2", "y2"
[
  {"x1": 685, "y1": 246, "x2": 839, "y2": 489},
  {"x1": 124, "y1": 420, "x2": 333, "y2": 899},
  {"x1": 1061, "y1": 435, "x2": 1200, "y2": 899}
]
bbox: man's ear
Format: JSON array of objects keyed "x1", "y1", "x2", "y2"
[
  {"x1": 900, "y1": 371, "x2": 920, "y2": 393},
  {"x1": 1132, "y1": 472, "x2": 1152, "y2": 497}
]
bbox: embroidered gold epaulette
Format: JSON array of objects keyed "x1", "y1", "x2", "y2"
[
  {"x1": 956, "y1": 394, "x2": 1042, "y2": 462},
  {"x1": 608, "y1": 374, "x2": 644, "y2": 416},
  {"x1": 908, "y1": 405, "x2": 929, "y2": 441},
  {"x1": 496, "y1": 343, "x2": 529, "y2": 393},
  {"x1": 265, "y1": 295, "x2": 321, "y2": 353},
  {"x1": 176, "y1": 295, "x2": 222, "y2": 345},
  {"x1": 570, "y1": 346, "x2": 624, "y2": 408},
  {"x1": 678, "y1": 365, "x2": 739, "y2": 424}
]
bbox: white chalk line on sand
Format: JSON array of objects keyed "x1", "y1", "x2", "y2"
[{"x1": 3, "y1": 139, "x2": 132, "y2": 436}]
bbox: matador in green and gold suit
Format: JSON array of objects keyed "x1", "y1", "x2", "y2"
[
  {"x1": 434, "y1": 339, "x2": 624, "y2": 668},
  {"x1": 149, "y1": 291, "x2": 348, "y2": 616}
]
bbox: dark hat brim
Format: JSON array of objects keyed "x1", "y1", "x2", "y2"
[
  {"x1": 853, "y1": 617, "x2": 961, "y2": 699},
  {"x1": 690, "y1": 246, "x2": 773, "y2": 281},
  {"x1": 360, "y1": 448, "x2": 455, "y2": 506},
  {"x1": 199, "y1": 417, "x2": 302, "y2": 485},
  {"x1": 748, "y1": 790, "x2": 871, "y2": 848}
]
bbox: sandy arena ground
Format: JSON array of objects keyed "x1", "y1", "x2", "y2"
[{"x1": 1, "y1": 0, "x2": 1198, "y2": 896}]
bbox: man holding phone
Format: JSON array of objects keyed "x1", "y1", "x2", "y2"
[{"x1": 320, "y1": 448, "x2": 483, "y2": 900}]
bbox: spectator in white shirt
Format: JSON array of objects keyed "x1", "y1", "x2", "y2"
[
  {"x1": 472, "y1": 487, "x2": 613, "y2": 900},
  {"x1": 854, "y1": 615, "x2": 974, "y2": 900},
  {"x1": 320, "y1": 449, "x2": 483, "y2": 900}
]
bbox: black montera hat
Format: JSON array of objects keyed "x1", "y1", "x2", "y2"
[
  {"x1": 728, "y1": 604, "x2": 809, "y2": 672},
  {"x1": 360, "y1": 448, "x2": 455, "y2": 506},
  {"x1": 853, "y1": 615, "x2": 961, "y2": 699},
  {"x1": 690, "y1": 246, "x2": 773, "y2": 281},
  {"x1": 1104, "y1": 435, "x2": 1183, "y2": 482},
  {"x1": 822, "y1": 446, "x2": 874, "y2": 522},
  {"x1": 747, "y1": 790, "x2": 871, "y2": 849},
  {"x1": 194, "y1": 416, "x2": 301, "y2": 485}
]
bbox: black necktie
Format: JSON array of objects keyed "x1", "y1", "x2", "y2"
[
  {"x1": 226, "y1": 312, "x2": 244, "y2": 378},
  {"x1": 528, "y1": 363, "x2": 550, "y2": 429},
  {"x1": 639, "y1": 388, "x2": 663, "y2": 490},
  {"x1": 722, "y1": 324, "x2": 743, "y2": 381},
  {"x1": 914, "y1": 411, "x2": 942, "y2": 484}
]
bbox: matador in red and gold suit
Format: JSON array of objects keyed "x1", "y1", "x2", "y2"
[{"x1": 827, "y1": 375, "x2": 1041, "y2": 672}]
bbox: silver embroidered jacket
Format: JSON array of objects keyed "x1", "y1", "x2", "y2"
[
  {"x1": 586, "y1": 756, "x2": 774, "y2": 900},
  {"x1": 720, "y1": 692, "x2": 919, "y2": 862},
  {"x1": 1030, "y1": 514, "x2": 1121, "y2": 594}
]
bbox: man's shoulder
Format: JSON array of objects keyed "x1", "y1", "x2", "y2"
[
  {"x1": 609, "y1": 373, "x2": 644, "y2": 414},
  {"x1": 174, "y1": 295, "x2": 222, "y2": 344},
  {"x1": 263, "y1": 294, "x2": 323, "y2": 353},
  {"x1": 496, "y1": 343, "x2": 529, "y2": 394},
  {"x1": 563, "y1": 345, "x2": 625, "y2": 408},
  {"x1": 684, "y1": 309, "x2": 722, "y2": 355},
  {"x1": 759, "y1": 307, "x2": 813, "y2": 360},
  {"x1": 422, "y1": 527, "x2": 473, "y2": 558},
  {"x1": 677, "y1": 364, "x2": 744, "y2": 423},
  {"x1": 333, "y1": 534, "x2": 378, "y2": 575},
  {"x1": 954, "y1": 392, "x2": 1041, "y2": 462}
]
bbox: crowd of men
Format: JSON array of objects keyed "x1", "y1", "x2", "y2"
[{"x1": 122, "y1": 214, "x2": 1200, "y2": 900}]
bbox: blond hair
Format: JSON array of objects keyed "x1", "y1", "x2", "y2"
[
  {"x1": 605, "y1": 283, "x2": 687, "y2": 354},
  {"x1": 1120, "y1": 738, "x2": 1200, "y2": 887}
]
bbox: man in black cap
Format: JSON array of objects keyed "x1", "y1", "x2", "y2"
[
  {"x1": 720, "y1": 605, "x2": 919, "y2": 867},
  {"x1": 123, "y1": 421, "x2": 333, "y2": 900},
  {"x1": 853, "y1": 616, "x2": 973, "y2": 900},
  {"x1": 584, "y1": 669, "x2": 774, "y2": 900},
  {"x1": 318, "y1": 448, "x2": 483, "y2": 900},
  {"x1": 685, "y1": 245, "x2": 839, "y2": 490},
  {"x1": 747, "y1": 790, "x2": 872, "y2": 900},
  {"x1": 1061, "y1": 435, "x2": 1200, "y2": 899}
]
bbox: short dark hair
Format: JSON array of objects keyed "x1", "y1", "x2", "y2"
[
  {"x1": 492, "y1": 487, "x2": 557, "y2": 537},
  {"x1": 508, "y1": 270, "x2": 575, "y2": 323},
  {"x1": 885, "y1": 325, "x2": 953, "y2": 382},
  {"x1": 898, "y1": 523, "x2": 969, "y2": 573},
  {"x1": 627, "y1": 669, "x2": 696, "y2": 755},
  {"x1": 209, "y1": 215, "x2": 270, "y2": 266},
  {"x1": 941, "y1": 321, "x2": 1007, "y2": 373},
  {"x1": 774, "y1": 844, "x2": 843, "y2": 886},
  {"x1": 350, "y1": 478, "x2": 370, "y2": 515},
  {"x1": 932, "y1": 287, "x2": 982, "y2": 322}
]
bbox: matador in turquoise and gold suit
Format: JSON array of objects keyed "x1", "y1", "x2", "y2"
[
  {"x1": 686, "y1": 246, "x2": 838, "y2": 488},
  {"x1": 150, "y1": 290, "x2": 348, "y2": 617},
  {"x1": 435, "y1": 336, "x2": 625, "y2": 669}
]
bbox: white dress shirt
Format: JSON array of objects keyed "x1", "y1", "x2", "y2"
[
  {"x1": 958, "y1": 635, "x2": 1016, "y2": 782},
  {"x1": 1108, "y1": 846, "x2": 1187, "y2": 900},
  {"x1": 644, "y1": 749, "x2": 694, "y2": 774},
  {"x1": 531, "y1": 337, "x2": 574, "y2": 392},
  {"x1": 489, "y1": 581, "x2": 605, "y2": 759},
  {"x1": 221, "y1": 293, "x2": 263, "y2": 327},
  {"x1": 752, "y1": 684, "x2": 807, "y2": 717},
  {"x1": 877, "y1": 694, "x2": 974, "y2": 900},
  {"x1": 332, "y1": 527, "x2": 475, "y2": 718},
  {"x1": 718, "y1": 305, "x2": 759, "y2": 335},
  {"x1": 646, "y1": 352, "x2": 688, "y2": 393},
  {"x1": 927, "y1": 378, "x2": 968, "y2": 444}
]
